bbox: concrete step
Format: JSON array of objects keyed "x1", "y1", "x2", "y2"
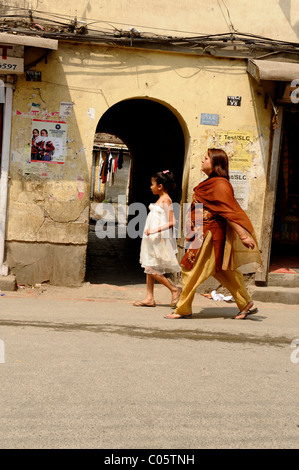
[
  {"x1": 267, "y1": 273, "x2": 299, "y2": 287},
  {"x1": 0, "y1": 274, "x2": 17, "y2": 292},
  {"x1": 250, "y1": 285, "x2": 299, "y2": 305}
]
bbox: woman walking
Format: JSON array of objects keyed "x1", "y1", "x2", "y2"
[{"x1": 165, "y1": 148, "x2": 262, "y2": 319}]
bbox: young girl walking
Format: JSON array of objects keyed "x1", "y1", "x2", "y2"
[{"x1": 133, "y1": 170, "x2": 182, "y2": 308}]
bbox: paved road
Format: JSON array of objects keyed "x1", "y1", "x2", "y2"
[{"x1": 0, "y1": 283, "x2": 298, "y2": 449}]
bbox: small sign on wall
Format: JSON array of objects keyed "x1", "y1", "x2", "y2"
[
  {"x1": 26, "y1": 71, "x2": 42, "y2": 81},
  {"x1": 0, "y1": 56, "x2": 24, "y2": 73},
  {"x1": 0, "y1": 44, "x2": 24, "y2": 73},
  {"x1": 200, "y1": 113, "x2": 219, "y2": 126},
  {"x1": 227, "y1": 96, "x2": 242, "y2": 106}
]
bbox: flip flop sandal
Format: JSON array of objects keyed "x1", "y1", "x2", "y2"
[
  {"x1": 164, "y1": 313, "x2": 192, "y2": 319},
  {"x1": 232, "y1": 307, "x2": 258, "y2": 320},
  {"x1": 133, "y1": 301, "x2": 156, "y2": 307}
]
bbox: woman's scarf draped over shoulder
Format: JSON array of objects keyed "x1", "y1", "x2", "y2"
[
  {"x1": 185, "y1": 177, "x2": 262, "y2": 271},
  {"x1": 194, "y1": 177, "x2": 253, "y2": 232}
]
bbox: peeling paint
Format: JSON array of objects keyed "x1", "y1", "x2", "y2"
[
  {"x1": 87, "y1": 107, "x2": 95, "y2": 120},
  {"x1": 30, "y1": 103, "x2": 40, "y2": 113},
  {"x1": 76, "y1": 177, "x2": 85, "y2": 200},
  {"x1": 15, "y1": 110, "x2": 62, "y2": 119}
]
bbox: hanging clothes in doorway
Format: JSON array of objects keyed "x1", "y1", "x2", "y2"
[
  {"x1": 98, "y1": 150, "x2": 103, "y2": 193},
  {"x1": 117, "y1": 149, "x2": 123, "y2": 169},
  {"x1": 106, "y1": 151, "x2": 113, "y2": 184}
]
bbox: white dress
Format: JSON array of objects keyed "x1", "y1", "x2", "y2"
[{"x1": 139, "y1": 203, "x2": 181, "y2": 275}]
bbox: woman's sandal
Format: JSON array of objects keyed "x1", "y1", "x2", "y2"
[
  {"x1": 164, "y1": 312, "x2": 192, "y2": 319},
  {"x1": 170, "y1": 287, "x2": 182, "y2": 308},
  {"x1": 133, "y1": 301, "x2": 156, "y2": 307},
  {"x1": 233, "y1": 307, "x2": 258, "y2": 320}
]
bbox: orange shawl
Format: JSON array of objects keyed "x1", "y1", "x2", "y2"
[{"x1": 181, "y1": 176, "x2": 262, "y2": 272}]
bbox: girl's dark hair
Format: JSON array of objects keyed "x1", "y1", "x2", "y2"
[
  {"x1": 152, "y1": 170, "x2": 176, "y2": 191},
  {"x1": 208, "y1": 148, "x2": 229, "y2": 180}
]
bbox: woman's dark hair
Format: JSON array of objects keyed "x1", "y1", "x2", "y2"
[
  {"x1": 152, "y1": 170, "x2": 176, "y2": 192},
  {"x1": 208, "y1": 148, "x2": 229, "y2": 180}
]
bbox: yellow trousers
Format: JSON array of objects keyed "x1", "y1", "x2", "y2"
[{"x1": 176, "y1": 231, "x2": 251, "y2": 315}]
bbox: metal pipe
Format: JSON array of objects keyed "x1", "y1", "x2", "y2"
[{"x1": 0, "y1": 84, "x2": 13, "y2": 275}]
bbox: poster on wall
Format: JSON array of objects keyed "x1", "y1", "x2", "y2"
[
  {"x1": 206, "y1": 130, "x2": 254, "y2": 210},
  {"x1": 229, "y1": 170, "x2": 250, "y2": 210},
  {"x1": 31, "y1": 119, "x2": 67, "y2": 163}
]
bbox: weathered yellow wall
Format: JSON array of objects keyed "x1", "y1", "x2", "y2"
[
  {"x1": 3, "y1": 0, "x2": 282, "y2": 284},
  {"x1": 8, "y1": 43, "x2": 271, "y2": 247}
]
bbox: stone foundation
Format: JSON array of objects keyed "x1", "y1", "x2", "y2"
[{"x1": 5, "y1": 241, "x2": 86, "y2": 287}]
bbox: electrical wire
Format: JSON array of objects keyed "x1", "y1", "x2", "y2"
[
  {"x1": 1, "y1": 3, "x2": 299, "y2": 54},
  {"x1": 217, "y1": 0, "x2": 236, "y2": 33},
  {"x1": 1, "y1": 2, "x2": 299, "y2": 49},
  {"x1": 0, "y1": 4, "x2": 213, "y2": 36}
]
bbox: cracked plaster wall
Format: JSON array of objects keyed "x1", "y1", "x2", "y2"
[{"x1": 5, "y1": 42, "x2": 272, "y2": 285}]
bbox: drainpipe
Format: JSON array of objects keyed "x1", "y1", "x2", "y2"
[{"x1": 0, "y1": 82, "x2": 13, "y2": 275}]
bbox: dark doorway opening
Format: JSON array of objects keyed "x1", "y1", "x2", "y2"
[
  {"x1": 270, "y1": 109, "x2": 299, "y2": 274},
  {"x1": 85, "y1": 98, "x2": 185, "y2": 285}
]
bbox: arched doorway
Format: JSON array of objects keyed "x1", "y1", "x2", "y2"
[{"x1": 85, "y1": 98, "x2": 186, "y2": 285}]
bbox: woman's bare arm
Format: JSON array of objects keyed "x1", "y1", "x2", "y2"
[{"x1": 227, "y1": 220, "x2": 255, "y2": 249}]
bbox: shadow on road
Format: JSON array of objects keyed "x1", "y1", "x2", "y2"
[{"x1": 191, "y1": 307, "x2": 265, "y2": 321}]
